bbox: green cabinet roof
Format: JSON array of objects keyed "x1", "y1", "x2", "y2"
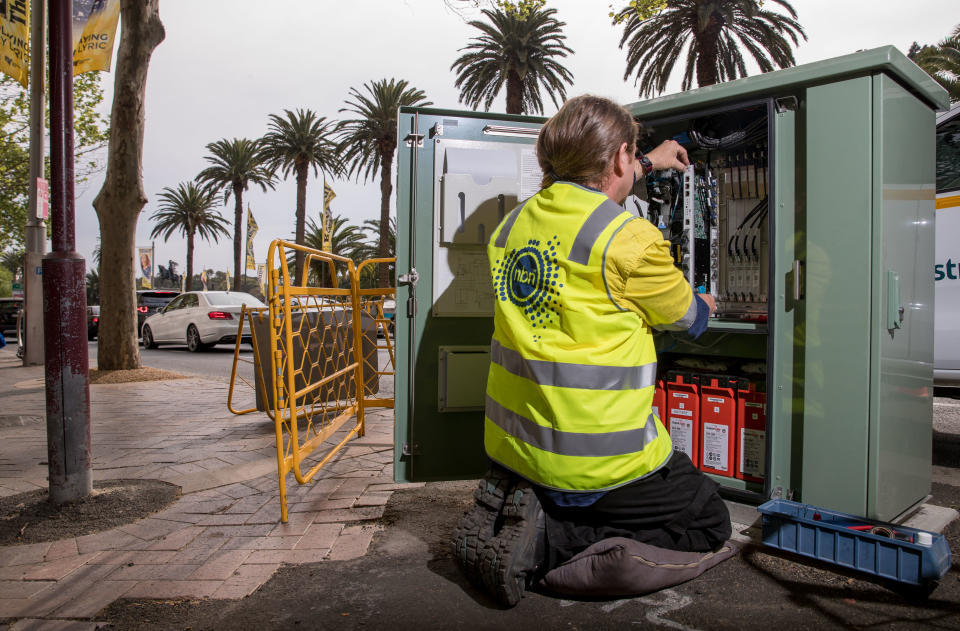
[{"x1": 626, "y1": 46, "x2": 950, "y2": 118}]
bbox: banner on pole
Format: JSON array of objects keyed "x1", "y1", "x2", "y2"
[
  {"x1": 323, "y1": 181, "x2": 336, "y2": 210},
  {"x1": 322, "y1": 182, "x2": 335, "y2": 252},
  {"x1": 35, "y1": 177, "x2": 49, "y2": 220},
  {"x1": 138, "y1": 247, "x2": 153, "y2": 289},
  {"x1": 72, "y1": 0, "x2": 120, "y2": 75},
  {"x1": 200, "y1": 270, "x2": 208, "y2": 292},
  {"x1": 0, "y1": 0, "x2": 29, "y2": 87},
  {"x1": 245, "y1": 206, "x2": 258, "y2": 271},
  {"x1": 257, "y1": 264, "x2": 266, "y2": 296}
]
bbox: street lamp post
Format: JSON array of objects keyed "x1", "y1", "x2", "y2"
[{"x1": 42, "y1": 0, "x2": 92, "y2": 505}]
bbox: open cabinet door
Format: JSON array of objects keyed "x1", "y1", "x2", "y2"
[{"x1": 394, "y1": 106, "x2": 545, "y2": 483}]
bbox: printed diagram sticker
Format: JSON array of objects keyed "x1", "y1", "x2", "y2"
[{"x1": 492, "y1": 237, "x2": 564, "y2": 342}]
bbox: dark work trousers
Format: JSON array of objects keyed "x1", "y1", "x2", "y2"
[{"x1": 532, "y1": 451, "x2": 732, "y2": 570}]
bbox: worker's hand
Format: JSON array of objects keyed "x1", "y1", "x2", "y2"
[
  {"x1": 645, "y1": 140, "x2": 690, "y2": 172},
  {"x1": 698, "y1": 293, "x2": 717, "y2": 317}
]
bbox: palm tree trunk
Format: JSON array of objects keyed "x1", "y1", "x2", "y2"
[
  {"x1": 695, "y1": 14, "x2": 723, "y2": 87},
  {"x1": 294, "y1": 161, "x2": 308, "y2": 283},
  {"x1": 185, "y1": 230, "x2": 195, "y2": 292},
  {"x1": 506, "y1": 70, "x2": 523, "y2": 114},
  {"x1": 378, "y1": 144, "x2": 395, "y2": 288},
  {"x1": 232, "y1": 182, "x2": 243, "y2": 292}
]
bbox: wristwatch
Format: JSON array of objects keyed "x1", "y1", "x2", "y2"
[{"x1": 636, "y1": 150, "x2": 653, "y2": 178}]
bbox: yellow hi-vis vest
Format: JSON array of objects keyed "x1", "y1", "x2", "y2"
[{"x1": 485, "y1": 182, "x2": 673, "y2": 492}]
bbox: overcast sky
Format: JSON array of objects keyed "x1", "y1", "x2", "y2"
[{"x1": 68, "y1": 0, "x2": 958, "y2": 278}]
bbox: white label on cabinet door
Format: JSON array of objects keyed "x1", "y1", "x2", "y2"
[
  {"x1": 670, "y1": 418, "x2": 693, "y2": 459},
  {"x1": 702, "y1": 422, "x2": 729, "y2": 472},
  {"x1": 740, "y1": 428, "x2": 766, "y2": 478}
]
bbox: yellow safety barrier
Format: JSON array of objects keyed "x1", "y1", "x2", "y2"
[
  {"x1": 357, "y1": 257, "x2": 396, "y2": 411},
  {"x1": 226, "y1": 239, "x2": 396, "y2": 522}
]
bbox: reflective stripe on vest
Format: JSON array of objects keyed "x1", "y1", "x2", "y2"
[
  {"x1": 487, "y1": 396, "x2": 659, "y2": 458},
  {"x1": 490, "y1": 338, "x2": 656, "y2": 391}
]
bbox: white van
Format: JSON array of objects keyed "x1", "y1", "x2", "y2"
[{"x1": 936, "y1": 103, "x2": 960, "y2": 386}]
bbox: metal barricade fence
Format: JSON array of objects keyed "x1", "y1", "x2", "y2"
[
  {"x1": 226, "y1": 240, "x2": 396, "y2": 522},
  {"x1": 356, "y1": 258, "x2": 396, "y2": 411}
]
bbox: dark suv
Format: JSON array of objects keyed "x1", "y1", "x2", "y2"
[
  {"x1": 0, "y1": 298, "x2": 22, "y2": 339},
  {"x1": 137, "y1": 290, "x2": 179, "y2": 335}
]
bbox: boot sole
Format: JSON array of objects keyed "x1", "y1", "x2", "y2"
[
  {"x1": 478, "y1": 482, "x2": 544, "y2": 607},
  {"x1": 452, "y1": 467, "x2": 515, "y2": 587}
]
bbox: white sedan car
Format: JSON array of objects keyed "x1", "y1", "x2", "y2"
[{"x1": 141, "y1": 291, "x2": 266, "y2": 352}]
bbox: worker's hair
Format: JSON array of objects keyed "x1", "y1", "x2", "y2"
[{"x1": 536, "y1": 95, "x2": 637, "y2": 190}]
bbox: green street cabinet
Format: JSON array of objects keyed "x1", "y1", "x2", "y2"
[{"x1": 393, "y1": 46, "x2": 951, "y2": 521}]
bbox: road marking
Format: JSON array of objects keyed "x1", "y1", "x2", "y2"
[
  {"x1": 600, "y1": 598, "x2": 634, "y2": 613},
  {"x1": 636, "y1": 589, "x2": 699, "y2": 631}
]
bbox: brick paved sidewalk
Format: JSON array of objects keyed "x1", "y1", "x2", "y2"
[{"x1": 0, "y1": 347, "x2": 413, "y2": 626}]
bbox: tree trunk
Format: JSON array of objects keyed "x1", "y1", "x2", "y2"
[
  {"x1": 92, "y1": 0, "x2": 165, "y2": 371},
  {"x1": 378, "y1": 144, "x2": 395, "y2": 288},
  {"x1": 695, "y1": 14, "x2": 722, "y2": 88},
  {"x1": 185, "y1": 230, "x2": 195, "y2": 292},
  {"x1": 506, "y1": 70, "x2": 523, "y2": 114},
  {"x1": 232, "y1": 181, "x2": 243, "y2": 291},
  {"x1": 293, "y1": 161, "x2": 307, "y2": 283}
]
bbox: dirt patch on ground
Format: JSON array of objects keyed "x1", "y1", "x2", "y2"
[
  {"x1": 0, "y1": 479, "x2": 180, "y2": 546},
  {"x1": 90, "y1": 367, "x2": 188, "y2": 384}
]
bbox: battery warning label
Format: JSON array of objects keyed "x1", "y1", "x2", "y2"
[
  {"x1": 670, "y1": 418, "x2": 693, "y2": 459},
  {"x1": 702, "y1": 422, "x2": 729, "y2": 472},
  {"x1": 740, "y1": 428, "x2": 765, "y2": 478}
]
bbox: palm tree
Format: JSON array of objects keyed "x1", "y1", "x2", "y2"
[
  {"x1": 451, "y1": 4, "x2": 574, "y2": 114},
  {"x1": 911, "y1": 25, "x2": 960, "y2": 102},
  {"x1": 337, "y1": 79, "x2": 431, "y2": 287},
  {"x1": 85, "y1": 269, "x2": 100, "y2": 305},
  {"x1": 615, "y1": 0, "x2": 806, "y2": 97},
  {"x1": 258, "y1": 109, "x2": 341, "y2": 283},
  {"x1": 149, "y1": 182, "x2": 230, "y2": 292},
  {"x1": 294, "y1": 214, "x2": 369, "y2": 286},
  {"x1": 361, "y1": 217, "x2": 397, "y2": 288},
  {"x1": 196, "y1": 138, "x2": 274, "y2": 291},
  {"x1": 1, "y1": 249, "x2": 23, "y2": 279}
]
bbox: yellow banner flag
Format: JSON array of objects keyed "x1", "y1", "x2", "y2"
[
  {"x1": 257, "y1": 264, "x2": 266, "y2": 296},
  {"x1": 0, "y1": 0, "x2": 30, "y2": 88},
  {"x1": 245, "y1": 206, "x2": 258, "y2": 271},
  {"x1": 72, "y1": 0, "x2": 120, "y2": 75},
  {"x1": 323, "y1": 181, "x2": 336, "y2": 211}
]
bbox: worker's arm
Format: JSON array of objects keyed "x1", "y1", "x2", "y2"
[{"x1": 604, "y1": 218, "x2": 715, "y2": 338}]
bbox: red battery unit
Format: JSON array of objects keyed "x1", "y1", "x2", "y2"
[
  {"x1": 651, "y1": 378, "x2": 666, "y2": 424},
  {"x1": 666, "y1": 372, "x2": 699, "y2": 467},
  {"x1": 698, "y1": 375, "x2": 738, "y2": 477},
  {"x1": 736, "y1": 380, "x2": 767, "y2": 484}
]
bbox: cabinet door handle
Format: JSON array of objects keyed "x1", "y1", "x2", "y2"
[{"x1": 792, "y1": 260, "x2": 804, "y2": 301}]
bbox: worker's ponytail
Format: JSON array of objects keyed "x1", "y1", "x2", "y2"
[{"x1": 536, "y1": 95, "x2": 637, "y2": 190}]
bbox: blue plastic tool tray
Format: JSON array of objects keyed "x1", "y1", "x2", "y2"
[{"x1": 758, "y1": 499, "x2": 951, "y2": 586}]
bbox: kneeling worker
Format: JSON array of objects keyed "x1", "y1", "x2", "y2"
[{"x1": 454, "y1": 95, "x2": 731, "y2": 606}]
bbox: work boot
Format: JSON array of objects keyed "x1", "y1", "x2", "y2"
[
  {"x1": 452, "y1": 465, "x2": 515, "y2": 587},
  {"x1": 478, "y1": 479, "x2": 546, "y2": 607}
]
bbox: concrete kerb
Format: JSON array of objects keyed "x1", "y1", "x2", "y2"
[{"x1": 0, "y1": 345, "x2": 414, "y2": 622}]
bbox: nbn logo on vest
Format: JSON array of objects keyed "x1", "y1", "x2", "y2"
[
  {"x1": 492, "y1": 237, "x2": 564, "y2": 338},
  {"x1": 935, "y1": 259, "x2": 960, "y2": 281}
]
